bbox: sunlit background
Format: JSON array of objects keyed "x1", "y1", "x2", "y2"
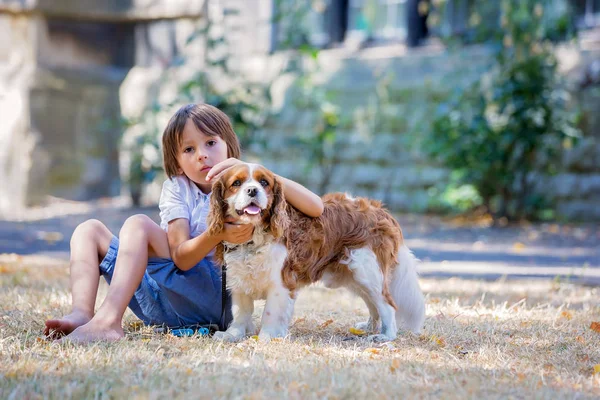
[{"x1": 1, "y1": 0, "x2": 599, "y2": 223}]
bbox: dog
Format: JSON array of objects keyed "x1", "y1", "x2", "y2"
[{"x1": 207, "y1": 163, "x2": 425, "y2": 342}]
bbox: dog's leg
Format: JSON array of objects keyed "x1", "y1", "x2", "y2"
[
  {"x1": 352, "y1": 291, "x2": 381, "y2": 333},
  {"x1": 258, "y1": 287, "x2": 295, "y2": 342},
  {"x1": 258, "y1": 243, "x2": 293, "y2": 342},
  {"x1": 347, "y1": 248, "x2": 397, "y2": 342},
  {"x1": 213, "y1": 291, "x2": 255, "y2": 342}
]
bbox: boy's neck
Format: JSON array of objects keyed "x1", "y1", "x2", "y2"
[{"x1": 193, "y1": 181, "x2": 211, "y2": 195}]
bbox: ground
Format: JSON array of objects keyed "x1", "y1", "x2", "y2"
[{"x1": 0, "y1": 198, "x2": 599, "y2": 398}]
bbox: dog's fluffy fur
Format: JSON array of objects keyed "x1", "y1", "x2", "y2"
[{"x1": 207, "y1": 163, "x2": 425, "y2": 342}]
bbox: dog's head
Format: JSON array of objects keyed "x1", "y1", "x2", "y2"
[{"x1": 207, "y1": 163, "x2": 289, "y2": 241}]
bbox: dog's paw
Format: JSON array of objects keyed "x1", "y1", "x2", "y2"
[
  {"x1": 366, "y1": 334, "x2": 394, "y2": 343},
  {"x1": 355, "y1": 319, "x2": 379, "y2": 332},
  {"x1": 257, "y1": 331, "x2": 273, "y2": 342},
  {"x1": 212, "y1": 331, "x2": 240, "y2": 343},
  {"x1": 258, "y1": 328, "x2": 286, "y2": 342}
]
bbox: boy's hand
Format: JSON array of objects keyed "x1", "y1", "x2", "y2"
[
  {"x1": 206, "y1": 158, "x2": 247, "y2": 182},
  {"x1": 219, "y1": 217, "x2": 254, "y2": 244}
]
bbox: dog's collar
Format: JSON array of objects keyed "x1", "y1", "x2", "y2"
[{"x1": 223, "y1": 241, "x2": 254, "y2": 251}]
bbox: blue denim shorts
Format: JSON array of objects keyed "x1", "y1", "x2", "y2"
[{"x1": 99, "y1": 236, "x2": 232, "y2": 329}]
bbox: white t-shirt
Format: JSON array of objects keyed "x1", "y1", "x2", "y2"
[{"x1": 159, "y1": 175, "x2": 211, "y2": 238}]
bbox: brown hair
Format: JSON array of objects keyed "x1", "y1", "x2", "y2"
[{"x1": 162, "y1": 103, "x2": 241, "y2": 178}]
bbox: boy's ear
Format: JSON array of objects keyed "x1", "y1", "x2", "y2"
[{"x1": 207, "y1": 179, "x2": 226, "y2": 237}]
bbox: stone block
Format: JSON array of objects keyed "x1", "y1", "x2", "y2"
[
  {"x1": 578, "y1": 174, "x2": 600, "y2": 197},
  {"x1": 0, "y1": 0, "x2": 206, "y2": 21},
  {"x1": 26, "y1": 66, "x2": 125, "y2": 203},
  {"x1": 562, "y1": 137, "x2": 600, "y2": 171},
  {"x1": 557, "y1": 200, "x2": 600, "y2": 220}
]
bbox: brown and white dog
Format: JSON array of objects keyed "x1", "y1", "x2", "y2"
[{"x1": 207, "y1": 163, "x2": 425, "y2": 342}]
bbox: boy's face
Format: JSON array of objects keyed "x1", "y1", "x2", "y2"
[{"x1": 177, "y1": 118, "x2": 228, "y2": 192}]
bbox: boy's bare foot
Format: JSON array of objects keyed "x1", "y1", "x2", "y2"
[
  {"x1": 58, "y1": 320, "x2": 124, "y2": 344},
  {"x1": 44, "y1": 311, "x2": 92, "y2": 339}
]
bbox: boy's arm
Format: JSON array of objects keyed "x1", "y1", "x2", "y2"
[
  {"x1": 276, "y1": 175, "x2": 324, "y2": 217},
  {"x1": 206, "y1": 159, "x2": 324, "y2": 218},
  {"x1": 167, "y1": 218, "x2": 254, "y2": 271}
]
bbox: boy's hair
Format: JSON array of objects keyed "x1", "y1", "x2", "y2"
[{"x1": 162, "y1": 103, "x2": 241, "y2": 178}]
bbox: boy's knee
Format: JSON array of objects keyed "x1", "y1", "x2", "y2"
[
  {"x1": 72, "y1": 219, "x2": 106, "y2": 243},
  {"x1": 122, "y1": 214, "x2": 155, "y2": 233}
]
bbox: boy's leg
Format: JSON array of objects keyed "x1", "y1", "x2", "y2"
[
  {"x1": 45, "y1": 219, "x2": 113, "y2": 338},
  {"x1": 63, "y1": 214, "x2": 170, "y2": 343}
]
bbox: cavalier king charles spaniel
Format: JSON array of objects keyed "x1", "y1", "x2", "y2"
[{"x1": 207, "y1": 163, "x2": 425, "y2": 342}]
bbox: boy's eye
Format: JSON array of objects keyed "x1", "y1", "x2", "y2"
[
  {"x1": 207, "y1": 140, "x2": 216, "y2": 147},
  {"x1": 260, "y1": 179, "x2": 269, "y2": 187},
  {"x1": 183, "y1": 147, "x2": 193, "y2": 153},
  {"x1": 232, "y1": 180, "x2": 241, "y2": 187}
]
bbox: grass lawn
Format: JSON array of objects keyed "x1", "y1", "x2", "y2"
[{"x1": 1, "y1": 254, "x2": 599, "y2": 399}]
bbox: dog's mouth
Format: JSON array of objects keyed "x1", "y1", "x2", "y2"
[{"x1": 236, "y1": 202, "x2": 262, "y2": 216}]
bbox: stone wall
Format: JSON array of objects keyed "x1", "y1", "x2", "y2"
[
  {"x1": 0, "y1": 0, "x2": 205, "y2": 216},
  {"x1": 246, "y1": 43, "x2": 600, "y2": 220},
  {"x1": 2, "y1": 0, "x2": 599, "y2": 220}
]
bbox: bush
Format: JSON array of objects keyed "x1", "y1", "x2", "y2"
[{"x1": 423, "y1": 0, "x2": 580, "y2": 221}]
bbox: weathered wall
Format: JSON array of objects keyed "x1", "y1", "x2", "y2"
[
  {"x1": 0, "y1": 0, "x2": 205, "y2": 216},
  {"x1": 249, "y1": 44, "x2": 600, "y2": 220},
  {"x1": 2, "y1": 0, "x2": 598, "y2": 220}
]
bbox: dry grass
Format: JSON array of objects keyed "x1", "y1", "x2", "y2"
[{"x1": 1, "y1": 254, "x2": 600, "y2": 399}]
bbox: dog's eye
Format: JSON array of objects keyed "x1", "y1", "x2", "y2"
[
  {"x1": 232, "y1": 180, "x2": 241, "y2": 187},
  {"x1": 260, "y1": 179, "x2": 269, "y2": 187}
]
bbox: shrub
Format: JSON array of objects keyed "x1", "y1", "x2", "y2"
[{"x1": 423, "y1": 0, "x2": 580, "y2": 220}]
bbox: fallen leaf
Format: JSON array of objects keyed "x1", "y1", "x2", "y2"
[
  {"x1": 349, "y1": 327, "x2": 366, "y2": 336},
  {"x1": 594, "y1": 365, "x2": 600, "y2": 375},
  {"x1": 512, "y1": 242, "x2": 526, "y2": 252},
  {"x1": 390, "y1": 358, "x2": 401, "y2": 372},
  {"x1": 364, "y1": 348, "x2": 380, "y2": 354},
  {"x1": 37, "y1": 231, "x2": 64, "y2": 245},
  {"x1": 319, "y1": 319, "x2": 334, "y2": 328},
  {"x1": 590, "y1": 322, "x2": 600, "y2": 333},
  {"x1": 250, "y1": 335, "x2": 259, "y2": 341},
  {"x1": 576, "y1": 336, "x2": 585, "y2": 344},
  {"x1": 560, "y1": 311, "x2": 573, "y2": 320},
  {"x1": 430, "y1": 334, "x2": 446, "y2": 347}
]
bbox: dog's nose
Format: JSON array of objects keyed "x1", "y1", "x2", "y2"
[{"x1": 247, "y1": 187, "x2": 257, "y2": 197}]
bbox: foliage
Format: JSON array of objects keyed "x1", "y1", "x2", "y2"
[
  {"x1": 178, "y1": 21, "x2": 272, "y2": 150},
  {"x1": 273, "y1": 0, "x2": 346, "y2": 194},
  {"x1": 422, "y1": 0, "x2": 581, "y2": 221},
  {"x1": 428, "y1": 0, "x2": 574, "y2": 46},
  {"x1": 125, "y1": 8, "x2": 272, "y2": 205}
]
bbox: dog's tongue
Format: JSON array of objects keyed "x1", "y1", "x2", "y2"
[{"x1": 244, "y1": 205, "x2": 261, "y2": 215}]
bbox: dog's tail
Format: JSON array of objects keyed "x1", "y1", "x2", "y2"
[{"x1": 390, "y1": 245, "x2": 425, "y2": 334}]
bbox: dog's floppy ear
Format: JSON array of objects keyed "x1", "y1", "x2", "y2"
[
  {"x1": 207, "y1": 178, "x2": 226, "y2": 238},
  {"x1": 207, "y1": 178, "x2": 227, "y2": 267},
  {"x1": 268, "y1": 177, "x2": 290, "y2": 238}
]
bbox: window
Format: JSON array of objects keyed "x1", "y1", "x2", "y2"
[
  {"x1": 347, "y1": 0, "x2": 408, "y2": 41},
  {"x1": 571, "y1": 0, "x2": 600, "y2": 28}
]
